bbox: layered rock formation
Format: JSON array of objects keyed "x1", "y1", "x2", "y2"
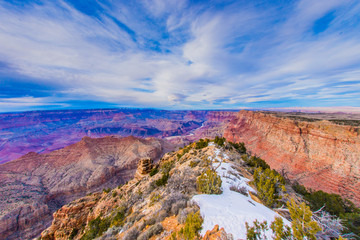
[
  {"x1": 136, "y1": 158, "x2": 154, "y2": 175},
  {"x1": 224, "y1": 110, "x2": 360, "y2": 205},
  {"x1": 0, "y1": 136, "x2": 170, "y2": 240}
]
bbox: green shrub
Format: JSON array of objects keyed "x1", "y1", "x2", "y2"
[
  {"x1": 245, "y1": 156, "x2": 270, "y2": 169},
  {"x1": 245, "y1": 219, "x2": 268, "y2": 240},
  {"x1": 160, "y1": 160, "x2": 175, "y2": 174},
  {"x1": 270, "y1": 217, "x2": 292, "y2": 240},
  {"x1": 150, "y1": 193, "x2": 161, "y2": 206},
  {"x1": 149, "y1": 167, "x2": 159, "y2": 176},
  {"x1": 305, "y1": 190, "x2": 356, "y2": 217},
  {"x1": 292, "y1": 183, "x2": 360, "y2": 235},
  {"x1": 81, "y1": 216, "x2": 111, "y2": 240},
  {"x1": 253, "y1": 167, "x2": 285, "y2": 207},
  {"x1": 112, "y1": 191, "x2": 117, "y2": 198},
  {"x1": 196, "y1": 168, "x2": 222, "y2": 194},
  {"x1": 195, "y1": 139, "x2": 209, "y2": 149},
  {"x1": 287, "y1": 198, "x2": 321, "y2": 240},
  {"x1": 103, "y1": 188, "x2": 111, "y2": 193},
  {"x1": 189, "y1": 161, "x2": 198, "y2": 168},
  {"x1": 229, "y1": 141, "x2": 247, "y2": 154},
  {"x1": 341, "y1": 212, "x2": 360, "y2": 236},
  {"x1": 292, "y1": 182, "x2": 309, "y2": 196},
  {"x1": 246, "y1": 200, "x2": 320, "y2": 240},
  {"x1": 178, "y1": 211, "x2": 203, "y2": 240},
  {"x1": 214, "y1": 136, "x2": 226, "y2": 146},
  {"x1": 111, "y1": 206, "x2": 127, "y2": 227},
  {"x1": 155, "y1": 172, "x2": 169, "y2": 187}
]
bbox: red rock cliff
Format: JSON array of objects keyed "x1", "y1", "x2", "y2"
[{"x1": 224, "y1": 110, "x2": 360, "y2": 205}]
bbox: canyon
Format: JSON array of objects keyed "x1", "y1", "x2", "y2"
[
  {"x1": 0, "y1": 109, "x2": 237, "y2": 164},
  {"x1": 224, "y1": 110, "x2": 360, "y2": 206},
  {"x1": 1, "y1": 108, "x2": 360, "y2": 239},
  {"x1": 0, "y1": 136, "x2": 170, "y2": 240}
]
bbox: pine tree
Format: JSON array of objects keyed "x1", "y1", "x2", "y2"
[
  {"x1": 270, "y1": 217, "x2": 292, "y2": 240},
  {"x1": 287, "y1": 198, "x2": 321, "y2": 240},
  {"x1": 245, "y1": 220, "x2": 269, "y2": 240}
]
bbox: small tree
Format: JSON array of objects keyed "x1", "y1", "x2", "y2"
[
  {"x1": 270, "y1": 217, "x2": 292, "y2": 240},
  {"x1": 196, "y1": 168, "x2": 222, "y2": 194},
  {"x1": 245, "y1": 220, "x2": 269, "y2": 240},
  {"x1": 179, "y1": 211, "x2": 203, "y2": 240},
  {"x1": 253, "y1": 168, "x2": 285, "y2": 207},
  {"x1": 287, "y1": 198, "x2": 321, "y2": 240}
]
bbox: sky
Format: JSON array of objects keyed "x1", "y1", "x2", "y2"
[{"x1": 0, "y1": 0, "x2": 360, "y2": 112}]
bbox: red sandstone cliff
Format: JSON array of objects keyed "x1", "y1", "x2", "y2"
[{"x1": 224, "y1": 110, "x2": 360, "y2": 206}]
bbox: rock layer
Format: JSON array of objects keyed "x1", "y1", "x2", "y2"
[
  {"x1": 0, "y1": 136, "x2": 170, "y2": 240},
  {"x1": 224, "y1": 110, "x2": 360, "y2": 206}
]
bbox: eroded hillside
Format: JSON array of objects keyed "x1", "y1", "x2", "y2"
[{"x1": 0, "y1": 136, "x2": 170, "y2": 240}]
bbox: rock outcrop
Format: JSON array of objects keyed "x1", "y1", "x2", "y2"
[
  {"x1": 202, "y1": 225, "x2": 233, "y2": 240},
  {"x1": 137, "y1": 158, "x2": 154, "y2": 175},
  {"x1": 0, "y1": 136, "x2": 171, "y2": 240},
  {"x1": 224, "y1": 110, "x2": 360, "y2": 206}
]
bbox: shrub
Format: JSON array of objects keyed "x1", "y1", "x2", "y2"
[
  {"x1": 171, "y1": 200, "x2": 187, "y2": 216},
  {"x1": 214, "y1": 136, "x2": 226, "y2": 146},
  {"x1": 177, "y1": 208, "x2": 189, "y2": 224},
  {"x1": 230, "y1": 184, "x2": 248, "y2": 196},
  {"x1": 160, "y1": 160, "x2": 175, "y2": 174},
  {"x1": 291, "y1": 182, "x2": 360, "y2": 236},
  {"x1": 178, "y1": 211, "x2": 203, "y2": 240},
  {"x1": 123, "y1": 227, "x2": 140, "y2": 240},
  {"x1": 245, "y1": 219, "x2": 268, "y2": 240},
  {"x1": 155, "y1": 210, "x2": 168, "y2": 223},
  {"x1": 149, "y1": 193, "x2": 161, "y2": 206},
  {"x1": 81, "y1": 216, "x2": 111, "y2": 240},
  {"x1": 305, "y1": 190, "x2": 356, "y2": 217},
  {"x1": 137, "y1": 223, "x2": 163, "y2": 240},
  {"x1": 161, "y1": 192, "x2": 187, "y2": 214},
  {"x1": 149, "y1": 167, "x2": 159, "y2": 176},
  {"x1": 155, "y1": 172, "x2": 169, "y2": 187},
  {"x1": 112, "y1": 191, "x2": 117, "y2": 198},
  {"x1": 195, "y1": 138, "x2": 209, "y2": 149},
  {"x1": 189, "y1": 160, "x2": 199, "y2": 168},
  {"x1": 103, "y1": 188, "x2": 111, "y2": 193},
  {"x1": 253, "y1": 167, "x2": 285, "y2": 207},
  {"x1": 229, "y1": 141, "x2": 247, "y2": 154},
  {"x1": 270, "y1": 217, "x2": 292, "y2": 240},
  {"x1": 167, "y1": 167, "x2": 196, "y2": 194},
  {"x1": 288, "y1": 198, "x2": 321, "y2": 240},
  {"x1": 245, "y1": 156, "x2": 270, "y2": 169},
  {"x1": 197, "y1": 168, "x2": 222, "y2": 194},
  {"x1": 111, "y1": 206, "x2": 127, "y2": 227}
]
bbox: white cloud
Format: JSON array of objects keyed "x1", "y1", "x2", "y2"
[{"x1": 0, "y1": 0, "x2": 359, "y2": 110}]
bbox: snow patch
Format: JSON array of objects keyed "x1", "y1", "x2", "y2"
[{"x1": 192, "y1": 146, "x2": 290, "y2": 239}]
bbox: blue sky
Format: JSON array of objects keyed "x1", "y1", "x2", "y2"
[{"x1": 1, "y1": 0, "x2": 360, "y2": 112}]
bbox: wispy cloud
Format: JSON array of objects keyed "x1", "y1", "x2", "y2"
[{"x1": 0, "y1": 0, "x2": 359, "y2": 111}]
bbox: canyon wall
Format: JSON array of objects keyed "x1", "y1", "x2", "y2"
[{"x1": 224, "y1": 110, "x2": 360, "y2": 206}]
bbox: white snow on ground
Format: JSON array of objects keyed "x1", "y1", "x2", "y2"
[{"x1": 192, "y1": 145, "x2": 290, "y2": 239}]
